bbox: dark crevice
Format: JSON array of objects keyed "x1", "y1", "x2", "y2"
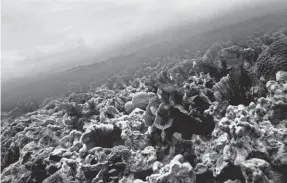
[
  {"x1": 133, "y1": 168, "x2": 153, "y2": 181},
  {"x1": 215, "y1": 163, "x2": 245, "y2": 183}
]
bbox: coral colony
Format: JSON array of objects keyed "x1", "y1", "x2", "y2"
[{"x1": 1, "y1": 30, "x2": 287, "y2": 183}]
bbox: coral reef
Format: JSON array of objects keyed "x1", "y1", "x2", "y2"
[{"x1": 2, "y1": 30, "x2": 287, "y2": 183}]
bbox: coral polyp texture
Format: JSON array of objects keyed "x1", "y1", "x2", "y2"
[{"x1": 1, "y1": 30, "x2": 287, "y2": 183}]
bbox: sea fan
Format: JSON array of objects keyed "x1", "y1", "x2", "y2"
[{"x1": 213, "y1": 58, "x2": 259, "y2": 107}]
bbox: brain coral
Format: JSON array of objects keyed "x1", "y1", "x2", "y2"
[{"x1": 255, "y1": 36, "x2": 287, "y2": 81}]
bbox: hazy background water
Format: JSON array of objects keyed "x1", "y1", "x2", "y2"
[{"x1": 1, "y1": 0, "x2": 287, "y2": 112}]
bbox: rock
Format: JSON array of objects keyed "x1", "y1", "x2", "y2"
[
  {"x1": 132, "y1": 78, "x2": 141, "y2": 88},
  {"x1": 152, "y1": 161, "x2": 163, "y2": 173},
  {"x1": 132, "y1": 92, "x2": 155, "y2": 110},
  {"x1": 42, "y1": 171, "x2": 70, "y2": 183},
  {"x1": 240, "y1": 158, "x2": 273, "y2": 183},
  {"x1": 125, "y1": 101, "x2": 135, "y2": 114},
  {"x1": 1, "y1": 144, "x2": 20, "y2": 170},
  {"x1": 133, "y1": 179, "x2": 146, "y2": 183},
  {"x1": 129, "y1": 146, "x2": 157, "y2": 174},
  {"x1": 115, "y1": 97, "x2": 126, "y2": 112},
  {"x1": 223, "y1": 180, "x2": 243, "y2": 183},
  {"x1": 106, "y1": 106, "x2": 119, "y2": 116},
  {"x1": 194, "y1": 163, "x2": 208, "y2": 175},
  {"x1": 122, "y1": 129, "x2": 150, "y2": 150},
  {"x1": 272, "y1": 152, "x2": 287, "y2": 167},
  {"x1": 146, "y1": 154, "x2": 195, "y2": 183},
  {"x1": 144, "y1": 96, "x2": 161, "y2": 127},
  {"x1": 129, "y1": 108, "x2": 145, "y2": 117},
  {"x1": 276, "y1": 70, "x2": 287, "y2": 82},
  {"x1": 171, "y1": 154, "x2": 184, "y2": 163},
  {"x1": 100, "y1": 106, "x2": 120, "y2": 122},
  {"x1": 50, "y1": 148, "x2": 66, "y2": 161}
]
